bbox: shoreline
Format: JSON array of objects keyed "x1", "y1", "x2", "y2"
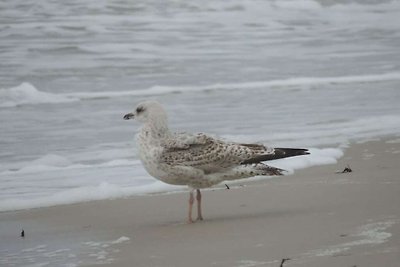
[
  {"x1": 0, "y1": 146, "x2": 342, "y2": 214},
  {"x1": 1, "y1": 137, "x2": 399, "y2": 266}
]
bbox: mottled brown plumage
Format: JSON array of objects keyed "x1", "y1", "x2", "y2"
[{"x1": 124, "y1": 101, "x2": 309, "y2": 223}]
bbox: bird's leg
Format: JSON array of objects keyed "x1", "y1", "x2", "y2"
[
  {"x1": 196, "y1": 189, "x2": 203, "y2": 221},
  {"x1": 188, "y1": 190, "x2": 195, "y2": 223}
]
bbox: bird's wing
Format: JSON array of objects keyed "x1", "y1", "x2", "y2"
[{"x1": 160, "y1": 133, "x2": 291, "y2": 173}]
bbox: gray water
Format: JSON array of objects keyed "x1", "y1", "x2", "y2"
[{"x1": 2, "y1": 0, "x2": 400, "y2": 91}]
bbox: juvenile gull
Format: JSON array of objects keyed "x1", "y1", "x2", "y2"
[{"x1": 124, "y1": 101, "x2": 309, "y2": 223}]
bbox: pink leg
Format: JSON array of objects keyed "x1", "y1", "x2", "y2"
[
  {"x1": 196, "y1": 189, "x2": 203, "y2": 221},
  {"x1": 188, "y1": 190, "x2": 195, "y2": 223}
]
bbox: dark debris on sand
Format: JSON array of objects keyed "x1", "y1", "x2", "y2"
[
  {"x1": 337, "y1": 164, "x2": 353, "y2": 174},
  {"x1": 280, "y1": 258, "x2": 290, "y2": 267}
]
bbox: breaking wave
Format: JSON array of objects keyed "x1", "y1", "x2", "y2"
[
  {"x1": 2, "y1": 72, "x2": 400, "y2": 108},
  {"x1": 0, "y1": 83, "x2": 77, "y2": 108}
]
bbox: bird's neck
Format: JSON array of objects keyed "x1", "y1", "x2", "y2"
[{"x1": 142, "y1": 118, "x2": 170, "y2": 139}]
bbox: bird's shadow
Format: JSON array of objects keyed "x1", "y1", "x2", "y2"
[{"x1": 162, "y1": 207, "x2": 309, "y2": 227}]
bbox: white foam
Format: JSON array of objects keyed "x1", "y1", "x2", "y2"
[
  {"x1": 62, "y1": 72, "x2": 400, "y2": 101},
  {"x1": 0, "y1": 147, "x2": 343, "y2": 212},
  {"x1": 2, "y1": 110, "x2": 399, "y2": 212},
  {"x1": 2, "y1": 154, "x2": 139, "y2": 175},
  {"x1": 224, "y1": 115, "x2": 400, "y2": 148},
  {"x1": 6, "y1": 154, "x2": 75, "y2": 174},
  {"x1": 0, "y1": 144, "x2": 344, "y2": 212},
  {"x1": 99, "y1": 159, "x2": 136, "y2": 167},
  {"x1": 30, "y1": 154, "x2": 72, "y2": 167},
  {"x1": 110, "y1": 236, "x2": 130, "y2": 244},
  {"x1": 2, "y1": 234, "x2": 128, "y2": 267},
  {"x1": 0, "y1": 83, "x2": 76, "y2": 108},
  {"x1": 311, "y1": 220, "x2": 396, "y2": 257},
  {"x1": 270, "y1": 148, "x2": 343, "y2": 173},
  {"x1": 15, "y1": 164, "x2": 86, "y2": 174},
  {"x1": 81, "y1": 236, "x2": 131, "y2": 265},
  {"x1": 0, "y1": 181, "x2": 184, "y2": 212},
  {"x1": 3, "y1": 73, "x2": 400, "y2": 108},
  {"x1": 386, "y1": 138, "x2": 400, "y2": 144}
]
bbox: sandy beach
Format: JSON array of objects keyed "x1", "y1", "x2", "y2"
[{"x1": 1, "y1": 138, "x2": 399, "y2": 267}]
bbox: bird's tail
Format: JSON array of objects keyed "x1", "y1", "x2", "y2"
[{"x1": 242, "y1": 147, "x2": 309, "y2": 164}]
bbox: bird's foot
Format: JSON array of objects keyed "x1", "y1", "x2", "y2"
[{"x1": 187, "y1": 216, "x2": 203, "y2": 223}]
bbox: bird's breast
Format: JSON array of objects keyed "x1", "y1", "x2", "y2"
[{"x1": 136, "y1": 134, "x2": 166, "y2": 178}]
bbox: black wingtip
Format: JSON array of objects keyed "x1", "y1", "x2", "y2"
[{"x1": 241, "y1": 147, "x2": 309, "y2": 164}]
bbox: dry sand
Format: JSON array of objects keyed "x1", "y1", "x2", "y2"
[{"x1": 1, "y1": 138, "x2": 400, "y2": 267}]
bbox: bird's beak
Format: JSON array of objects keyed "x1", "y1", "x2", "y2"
[{"x1": 123, "y1": 113, "x2": 134, "y2": 120}]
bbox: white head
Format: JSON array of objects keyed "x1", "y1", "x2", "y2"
[{"x1": 123, "y1": 100, "x2": 168, "y2": 126}]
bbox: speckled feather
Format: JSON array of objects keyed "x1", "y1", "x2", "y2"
[{"x1": 161, "y1": 133, "x2": 276, "y2": 173}]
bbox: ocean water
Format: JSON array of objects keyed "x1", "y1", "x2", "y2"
[{"x1": 1, "y1": 0, "x2": 400, "y2": 212}]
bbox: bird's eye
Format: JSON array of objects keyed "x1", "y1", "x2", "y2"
[{"x1": 136, "y1": 106, "x2": 144, "y2": 113}]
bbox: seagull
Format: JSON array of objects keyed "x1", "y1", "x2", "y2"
[{"x1": 124, "y1": 100, "x2": 309, "y2": 223}]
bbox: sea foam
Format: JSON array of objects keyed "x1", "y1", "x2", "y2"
[
  {"x1": 0, "y1": 181, "x2": 183, "y2": 212},
  {"x1": 270, "y1": 148, "x2": 343, "y2": 173},
  {"x1": 0, "y1": 83, "x2": 76, "y2": 108},
  {"x1": 0, "y1": 147, "x2": 343, "y2": 212},
  {"x1": 62, "y1": 72, "x2": 400, "y2": 100},
  {"x1": 2, "y1": 72, "x2": 400, "y2": 108}
]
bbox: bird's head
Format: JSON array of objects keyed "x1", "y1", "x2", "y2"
[{"x1": 123, "y1": 100, "x2": 168, "y2": 125}]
